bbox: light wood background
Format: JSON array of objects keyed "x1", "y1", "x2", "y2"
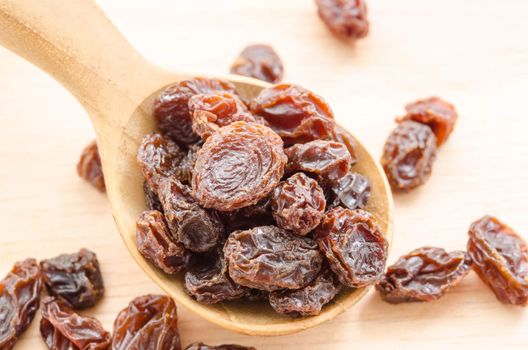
[{"x1": 1, "y1": 0, "x2": 527, "y2": 348}]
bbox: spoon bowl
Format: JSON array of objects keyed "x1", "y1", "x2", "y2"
[{"x1": 0, "y1": 0, "x2": 393, "y2": 336}]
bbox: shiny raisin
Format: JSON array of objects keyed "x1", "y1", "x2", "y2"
[
  {"x1": 467, "y1": 215, "x2": 528, "y2": 305},
  {"x1": 230, "y1": 44, "x2": 284, "y2": 83},
  {"x1": 334, "y1": 126, "x2": 359, "y2": 165},
  {"x1": 220, "y1": 196, "x2": 274, "y2": 232},
  {"x1": 143, "y1": 181, "x2": 163, "y2": 212},
  {"x1": 315, "y1": 0, "x2": 369, "y2": 41},
  {"x1": 185, "y1": 343, "x2": 255, "y2": 350},
  {"x1": 77, "y1": 140, "x2": 105, "y2": 192},
  {"x1": 112, "y1": 294, "x2": 181, "y2": 350},
  {"x1": 176, "y1": 143, "x2": 201, "y2": 185},
  {"x1": 271, "y1": 173, "x2": 326, "y2": 236},
  {"x1": 316, "y1": 208, "x2": 388, "y2": 288},
  {"x1": 376, "y1": 247, "x2": 472, "y2": 304},
  {"x1": 326, "y1": 172, "x2": 371, "y2": 210},
  {"x1": 250, "y1": 84, "x2": 336, "y2": 145},
  {"x1": 192, "y1": 122, "x2": 286, "y2": 211},
  {"x1": 380, "y1": 120, "x2": 437, "y2": 192},
  {"x1": 224, "y1": 225, "x2": 323, "y2": 291}
]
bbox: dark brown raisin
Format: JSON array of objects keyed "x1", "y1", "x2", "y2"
[
  {"x1": 77, "y1": 140, "x2": 105, "y2": 192},
  {"x1": 326, "y1": 172, "x2": 371, "y2": 210},
  {"x1": 230, "y1": 44, "x2": 284, "y2": 83},
  {"x1": 316, "y1": 207, "x2": 388, "y2": 288},
  {"x1": 220, "y1": 196, "x2": 274, "y2": 232},
  {"x1": 271, "y1": 173, "x2": 326, "y2": 236},
  {"x1": 40, "y1": 248, "x2": 104, "y2": 310},
  {"x1": 175, "y1": 143, "x2": 202, "y2": 185},
  {"x1": 376, "y1": 247, "x2": 472, "y2": 304},
  {"x1": 144, "y1": 181, "x2": 163, "y2": 212},
  {"x1": 192, "y1": 122, "x2": 286, "y2": 211},
  {"x1": 185, "y1": 343, "x2": 256, "y2": 350},
  {"x1": 224, "y1": 225, "x2": 323, "y2": 291},
  {"x1": 315, "y1": 0, "x2": 369, "y2": 41},
  {"x1": 467, "y1": 215, "x2": 528, "y2": 305}
]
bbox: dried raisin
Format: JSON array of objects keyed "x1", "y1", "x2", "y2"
[
  {"x1": 230, "y1": 44, "x2": 284, "y2": 83},
  {"x1": 326, "y1": 172, "x2": 371, "y2": 210},
  {"x1": 220, "y1": 196, "x2": 274, "y2": 232},
  {"x1": 143, "y1": 181, "x2": 163, "y2": 212},
  {"x1": 77, "y1": 140, "x2": 105, "y2": 192},
  {"x1": 176, "y1": 143, "x2": 202, "y2": 185},
  {"x1": 315, "y1": 0, "x2": 369, "y2": 41}
]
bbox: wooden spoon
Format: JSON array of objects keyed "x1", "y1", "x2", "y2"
[{"x1": 0, "y1": 0, "x2": 393, "y2": 336}]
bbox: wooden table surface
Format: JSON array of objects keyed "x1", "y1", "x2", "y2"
[{"x1": 1, "y1": 0, "x2": 527, "y2": 348}]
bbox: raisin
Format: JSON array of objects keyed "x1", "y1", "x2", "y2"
[
  {"x1": 285, "y1": 140, "x2": 353, "y2": 183},
  {"x1": 269, "y1": 266, "x2": 341, "y2": 316},
  {"x1": 250, "y1": 84, "x2": 336, "y2": 145},
  {"x1": 185, "y1": 343, "x2": 255, "y2": 350},
  {"x1": 176, "y1": 143, "x2": 201, "y2": 185},
  {"x1": 154, "y1": 78, "x2": 236, "y2": 145},
  {"x1": 184, "y1": 249, "x2": 248, "y2": 304},
  {"x1": 315, "y1": 0, "x2": 369, "y2": 41},
  {"x1": 158, "y1": 178, "x2": 224, "y2": 252},
  {"x1": 376, "y1": 247, "x2": 472, "y2": 304},
  {"x1": 77, "y1": 140, "x2": 105, "y2": 192},
  {"x1": 397, "y1": 97, "x2": 458, "y2": 147},
  {"x1": 380, "y1": 120, "x2": 437, "y2": 192},
  {"x1": 143, "y1": 181, "x2": 163, "y2": 212},
  {"x1": 334, "y1": 126, "x2": 359, "y2": 166},
  {"x1": 40, "y1": 248, "x2": 104, "y2": 310},
  {"x1": 189, "y1": 92, "x2": 256, "y2": 140},
  {"x1": 467, "y1": 215, "x2": 528, "y2": 305},
  {"x1": 112, "y1": 295, "x2": 181, "y2": 350},
  {"x1": 326, "y1": 172, "x2": 371, "y2": 210},
  {"x1": 192, "y1": 122, "x2": 287, "y2": 211},
  {"x1": 230, "y1": 44, "x2": 284, "y2": 83},
  {"x1": 0, "y1": 259, "x2": 41, "y2": 350},
  {"x1": 271, "y1": 173, "x2": 326, "y2": 236},
  {"x1": 245, "y1": 289, "x2": 269, "y2": 302},
  {"x1": 316, "y1": 208, "x2": 388, "y2": 288},
  {"x1": 40, "y1": 297, "x2": 110, "y2": 350},
  {"x1": 137, "y1": 133, "x2": 185, "y2": 191},
  {"x1": 220, "y1": 196, "x2": 274, "y2": 232},
  {"x1": 136, "y1": 210, "x2": 190, "y2": 274},
  {"x1": 224, "y1": 225, "x2": 323, "y2": 291}
]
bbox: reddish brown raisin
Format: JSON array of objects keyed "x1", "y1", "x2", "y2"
[
  {"x1": 316, "y1": 208, "x2": 388, "y2": 288},
  {"x1": 326, "y1": 172, "x2": 371, "y2": 210},
  {"x1": 220, "y1": 196, "x2": 274, "y2": 232},
  {"x1": 77, "y1": 140, "x2": 105, "y2": 192},
  {"x1": 154, "y1": 78, "x2": 236, "y2": 145},
  {"x1": 0, "y1": 259, "x2": 42, "y2": 350},
  {"x1": 468, "y1": 215, "x2": 528, "y2": 305},
  {"x1": 40, "y1": 297, "x2": 110, "y2": 350},
  {"x1": 175, "y1": 143, "x2": 202, "y2": 185},
  {"x1": 40, "y1": 249, "x2": 104, "y2": 310},
  {"x1": 397, "y1": 97, "x2": 458, "y2": 147},
  {"x1": 144, "y1": 181, "x2": 163, "y2": 212},
  {"x1": 230, "y1": 44, "x2": 284, "y2": 83},
  {"x1": 334, "y1": 126, "x2": 359, "y2": 166},
  {"x1": 193, "y1": 122, "x2": 286, "y2": 211},
  {"x1": 112, "y1": 295, "x2": 181, "y2": 350},
  {"x1": 271, "y1": 173, "x2": 326, "y2": 236},
  {"x1": 250, "y1": 84, "x2": 336, "y2": 145},
  {"x1": 185, "y1": 343, "x2": 255, "y2": 350},
  {"x1": 136, "y1": 210, "x2": 189, "y2": 274},
  {"x1": 380, "y1": 120, "x2": 437, "y2": 192},
  {"x1": 224, "y1": 225, "x2": 323, "y2": 291},
  {"x1": 376, "y1": 247, "x2": 472, "y2": 304},
  {"x1": 315, "y1": 0, "x2": 369, "y2": 41}
]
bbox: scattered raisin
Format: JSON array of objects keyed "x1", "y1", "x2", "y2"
[
  {"x1": 144, "y1": 181, "x2": 163, "y2": 212},
  {"x1": 192, "y1": 122, "x2": 287, "y2": 211},
  {"x1": 220, "y1": 196, "x2": 274, "y2": 232},
  {"x1": 315, "y1": 0, "x2": 369, "y2": 41},
  {"x1": 380, "y1": 120, "x2": 437, "y2": 192},
  {"x1": 136, "y1": 210, "x2": 190, "y2": 274},
  {"x1": 77, "y1": 140, "x2": 105, "y2": 192},
  {"x1": 376, "y1": 247, "x2": 472, "y2": 304},
  {"x1": 40, "y1": 248, "x2": 104, "y2": 310},
  {"x1": 326, "y1": 172, "x2": 371, "y2": 210},
  {"x1": 0, "y1": 259, "x2": 41, "y2": 350},
  {"x1": 224, "y1": 225, "x2": 323, "y2": 291},
  {"x1": 112, "y1": 295, "x2": 181, "y2": 350},
  {"x1": 250, "y1": 84, "x2": 336, "y2": 145},
  {"x1": 271, "y1": 173, "x2": 326, "y2": 236},
  {"x1": 230, "y1": 44, "x2": 284, "y2": 83},
  {"x1": 467, "y1": 215, "x2": 528, "y2": 305},
  {"x1": 316, "y1": 208, "x2": 388, "y2": 288},
  {"x1": 154, "y1": 78, "x2": 236, "y2": 145},
  {"x1": 397, "y1": 97, "x2": 458, "y2": 147},
  {"x1": 185, "y1": 343, "x2": 256, "y2": 350},
  {"x1": 40, "y1": 297, "x2": 110, "y2": 350}
]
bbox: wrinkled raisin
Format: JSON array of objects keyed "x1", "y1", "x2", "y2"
[
  {"x1": 40, "y1": 297, "x2": 110, "y2": 350},
  {"x1": 112, "y1": 295, "x2": 181, "y2": 350},
  {"x1": 144, "y1": 181, "x2": 163, "y2": 212},
  {"x1": 376, "y1": 247, "x2": 472, "y2": 304},
  {"x1": 158, "y1": 178, "x2": 224, "y2": 252},
  {"x1": 326, "y1": 172, "x2": 371, "y2": 210},
  {"x1": 397, "y1": 97, "x2": 458, "y2": 147},
  {"x1": 380, "y1": 120, "x2": 437, "y2": 192},
  {"x1": 316, "y1": 207, "x2": 388, "y2": 287},
  {"x1": 334, "y1": 126, "x2": 359, "y2": 165},
  {"x1": 230, "y1": 44, "x2": 284, "y2": 83},
  {"x1": 224, "y1": 225, "x2": 323, "y2": 291},
  {"x1": 136, "y1": 210, "x2": 189, "y2": 274},
  {"x1": 271, "y1": 173, "x2": 326, "y2": 236},
  {"x1": 0, "y1": 259, "x2": 41, "y2": 350},
  {"x1": 176, "y1": 143, "x2": 202, "y2": 185},
  {"x1": 220, "y1": 196, "x2": 274, "y2": 232},
  {"x1": 250, "y1": 84, "x2": 336, "y2": 145},
  {"x1": 315, "y1": 0, "x2": 369, "y2": 41},
  {"x1": 193, "y1": 122, "x2": 286, "y2": 211},
  {"x1": 185, "y1": 343, "x2": 256, "y2": 350},
  {"x1": 154, "y1": 78, "x2": 236, "y2": 145},
  {"x1": 467, "y1": 215, "x2": 528, "y2": 305},
  {"x1": 77, "y1": 140, "x2": 105, "y2": 192}
]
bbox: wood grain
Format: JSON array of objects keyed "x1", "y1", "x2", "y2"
[{"x1": 0, "y1": 0, "x2": 527, "y2": 348}]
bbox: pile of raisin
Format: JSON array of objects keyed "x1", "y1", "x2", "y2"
[{"x1": 135, "y1": 77, "x2": 386, "y2": 317}]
